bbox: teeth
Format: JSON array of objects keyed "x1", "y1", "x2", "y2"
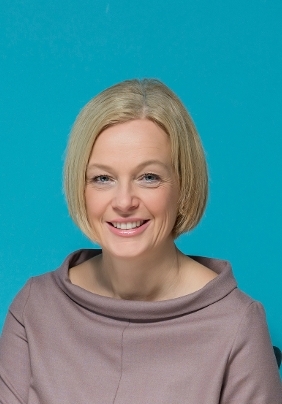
[{"x1": 112, "y1": 220, "x2": 145, "y2": 229}]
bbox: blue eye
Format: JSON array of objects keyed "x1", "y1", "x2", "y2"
[
  {"x1": 91, "y1": 175, "x2": 111, "y2": 184},
  {"x1": 143, "y1": 173, "x2": 159, "y2": 182},
  {"x1": 140, "y1": 173, "x2": 161, "y2": 186},
  {"x1": 98, "y1": 175, "x2": 109, "y2": 182}
]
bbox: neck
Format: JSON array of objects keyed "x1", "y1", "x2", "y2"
[{"x1": 95, "y1": 242, "x2": 182, "y2": 301}]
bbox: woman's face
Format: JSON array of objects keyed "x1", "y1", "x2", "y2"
[{"x1": 85, "y1": 119, "x2": 179, "y2": 259}]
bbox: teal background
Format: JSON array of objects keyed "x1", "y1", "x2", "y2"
[{"x1": 1, "y1": 0, "x2": 281, "y2": 372}]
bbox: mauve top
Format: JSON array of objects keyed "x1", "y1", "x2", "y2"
[{"x1": 0, "y1": 249, "x2": 281, "y2": 403}]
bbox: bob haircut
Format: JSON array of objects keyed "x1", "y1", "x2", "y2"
[{"x1": 64, "y1": 78, "x2": 208, "y2": 240}]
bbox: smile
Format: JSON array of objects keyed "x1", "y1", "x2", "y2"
[{"x1": 109, "y1": 220, "x2": 148, "y2": 230}]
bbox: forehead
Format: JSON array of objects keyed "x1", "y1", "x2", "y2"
[{"x1": 88, "y1": 119, "x2": 172, "y2": 165}]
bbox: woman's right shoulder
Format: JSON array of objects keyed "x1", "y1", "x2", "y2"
[
  {"x1": 9, "y1": 249, "x2": 101, "y2": 320},
  {"x1": 9, "y1": 270, "x2": 59, "y2": 320}
]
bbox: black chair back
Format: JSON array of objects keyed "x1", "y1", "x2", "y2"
[{"x1": 273, "y1": 346, "x2": 281, "y2": 369}]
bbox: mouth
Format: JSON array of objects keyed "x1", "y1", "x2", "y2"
[{"x1": 108, "y1": 220, "x2": 149, "y2": 230}]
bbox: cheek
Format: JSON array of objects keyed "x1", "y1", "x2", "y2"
[
  {"x1": 85, "y1": 188, "x2": 109, "y2": 220},
  {"x1": 146, "y1": 187, "x2": 179, "y2": 218},
  {"x1": 85, "y1": 188, "x2": 94, "y2": 214}
]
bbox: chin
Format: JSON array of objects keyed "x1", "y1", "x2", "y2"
[{"x1": 101, "y1": 240, "x2": 154, "y2": 260}]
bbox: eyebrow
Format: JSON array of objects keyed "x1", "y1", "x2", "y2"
[{"x1": 86, "y1": 160, "x2": 170, "y2": 172}]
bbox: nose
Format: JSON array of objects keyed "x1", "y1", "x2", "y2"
[{"x1": 112, "y1": 182, "x2": 139, "y2": 213}]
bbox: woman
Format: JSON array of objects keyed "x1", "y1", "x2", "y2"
[{"x1": 0, "y1": 79, "x2": 281, "y2": 403}]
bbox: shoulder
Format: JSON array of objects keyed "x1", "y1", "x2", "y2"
[
  {"x1": 11, "y1": 249, "x2": 101, "y2": 303},
  {"x1": 187, "y1": 254, "x2": 266, "y2": 326},
  {"x1": 229, "y1": 299, "x2": 269, "y2": 344},
  {"x1": 9, "y1": 249, "x2": 101, "y2": 319},
  {"x1": 9, "y1": 271, "x2": 57, "y2": 319},
  {"x1": 220, "y1": 299, "x2": 282, "y2": 401},
  {"x1": 210, "y1": 282, "x2": 264, "y2": 327}
]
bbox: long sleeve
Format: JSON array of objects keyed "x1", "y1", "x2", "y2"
[
  {"x1": 220, "y1": 301, "x2": 282, "y2": 403},
  {"x1": 1, "y1": 252, "x2": 281, "y2": 404},
  {"x1": 0, "y1": 280, "x2": 32, "y2": 404}
]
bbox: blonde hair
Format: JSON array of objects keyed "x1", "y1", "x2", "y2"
[{"x1": 64, "y1": 79, "x2": 208, "y2": 240}]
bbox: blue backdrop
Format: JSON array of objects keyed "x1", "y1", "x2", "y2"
[{"x1": 1, "y1": 0, "x2": 281, "y2": 372}]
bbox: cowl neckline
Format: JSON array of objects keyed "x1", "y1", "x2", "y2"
[{"x1": 53, "y1": 249, "x2": 237, "y2": 322}]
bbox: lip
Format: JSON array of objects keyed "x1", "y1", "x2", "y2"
[
  {"x1": 107, "y1": 218, "x2": 147, "y2": 223},
  {"x1": 106, "y1": 220, "x2": 150, "y2": 237}
]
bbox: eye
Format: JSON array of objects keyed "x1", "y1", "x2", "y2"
[
  {"x1": 139, "y1": 173, "x2": 161, "y2": 186},
  {"x1": 89, "y1": 175, "x2": 114, "y2": 186},
  {"x1": 93, "y1": 175, "x2": 110, "y2": 183}
]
